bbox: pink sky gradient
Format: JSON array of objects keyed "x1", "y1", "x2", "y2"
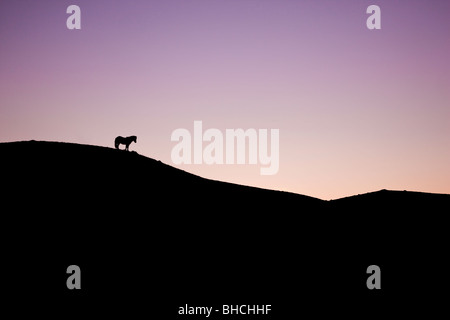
[{"x1": 1, "y1": 0, "x2": 449, "y2": 200}]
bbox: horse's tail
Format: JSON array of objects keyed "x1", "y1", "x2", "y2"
[{"x1": 114, "y1": 137, "x2": 120, "y2": 149}]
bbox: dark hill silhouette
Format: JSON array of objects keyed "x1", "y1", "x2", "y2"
[
  {"x1": 2, "y1": 140, "x2": 449, "y2": 317},
  {"x1": 1, "y1": 140, "x2": 323, "y2": 211}
]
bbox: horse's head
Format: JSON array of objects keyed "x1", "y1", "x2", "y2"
[{"x1": 132, "y1": 136, "x2": 137, "y2": 143}]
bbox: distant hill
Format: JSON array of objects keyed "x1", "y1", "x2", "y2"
[{"x1": 2, "y1": 140, "x2": 449, "y2": 317}]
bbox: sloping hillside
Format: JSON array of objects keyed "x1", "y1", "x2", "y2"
[{"x1": 1, "y1": 140, "x2": 449, "y2": 317}]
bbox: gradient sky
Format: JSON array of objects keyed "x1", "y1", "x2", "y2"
[{"x1": 1, "y1": 0, "x2": 449, "y2": 200}]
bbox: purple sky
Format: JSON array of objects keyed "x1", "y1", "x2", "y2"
[{"x1": 1, "y1": 0, "x2": 449, "y2": 199}]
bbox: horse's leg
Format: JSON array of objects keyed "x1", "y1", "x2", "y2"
[{"x1": 125, "y1": 143, "x2": 129, "y2": 151}]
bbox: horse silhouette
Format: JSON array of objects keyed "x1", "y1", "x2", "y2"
[{"x1": 114, "y1": 136, "x2": 137, "y2": 151}]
